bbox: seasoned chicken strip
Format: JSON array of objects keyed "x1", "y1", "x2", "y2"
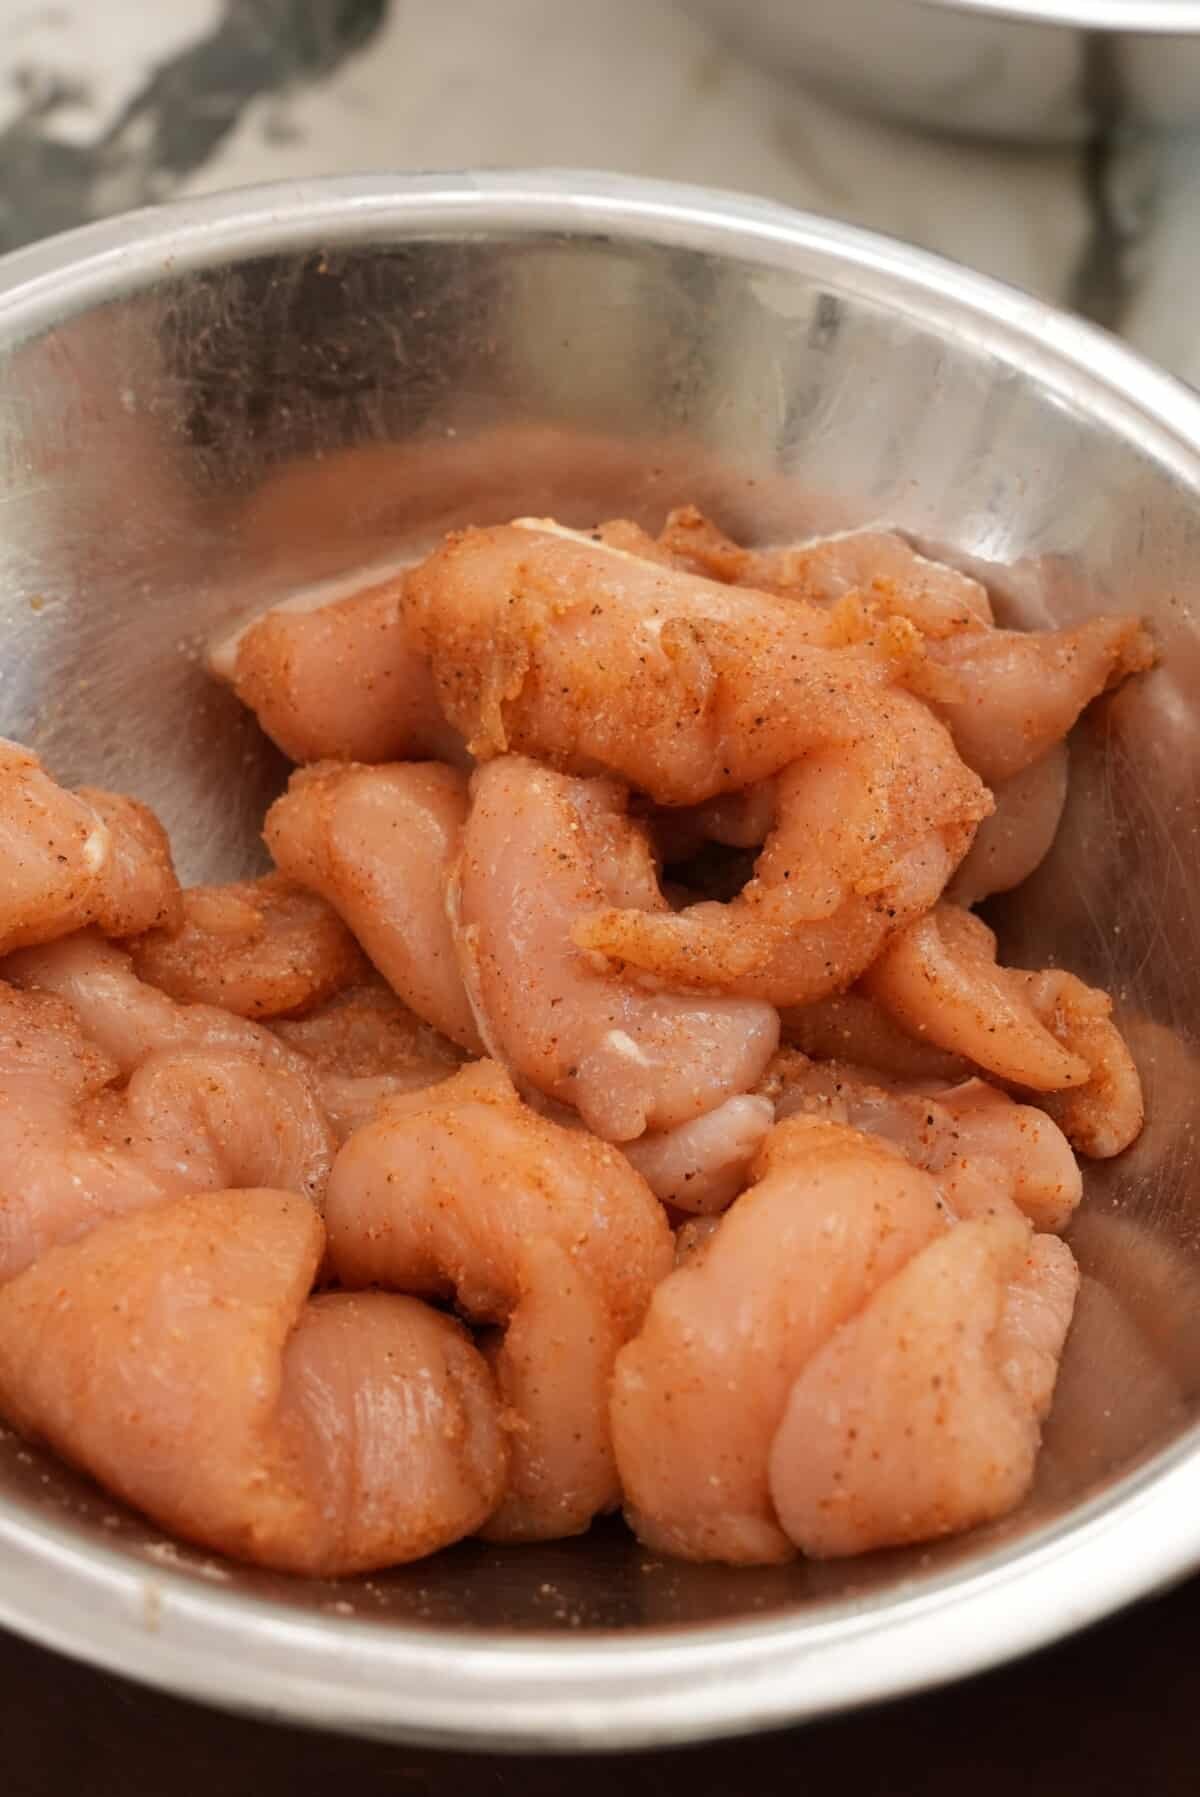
[
  {"x1": 405, "y1": 521, "x2": 907, "y2": 806},
  {"x1": 611, "y1": 1115, "x2": 947, "y2": 1563},
  {"x1": 130, "y1": 873, "x2": 367, "y2": 1018},
  {"x1": 576, "y1": 689, "x2": 989, "y2": 1003},
  {"x1": 0, "y1": 1190, "x2": 507, "y2": 1572},
  {"x1": 769, "y1": 1219, "x2": 1077, "y2": 1556},
  {"x1": 265, "y1": 761, "x2": 481, "y2": 1052},
  {"x1": 209, "y1": 570, "x2": 460, "y2": 766},
  {"x1": 452, "y1": 757, "x2": 778, "y2": 1140},
  {"x1": 326, "y1": 1061, "x2": 672, "y2": 1542}
]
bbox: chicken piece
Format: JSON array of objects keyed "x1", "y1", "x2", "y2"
[
  {"x1": 0, "y1": 742, "x2": 181, "y2": 954},
  {"x1": 575, "y1": 689, "x2": 990, "y2": 1004},
  {"x1": 864, "y1": 903, "x2": 1090, "y2": 1091},
  {"x1": 769, "y1": 1217, "x2": 1077, "y2": 1557},
  {"x1": 657, "y1": 510, "x2": 995, "y2": 636},
  {"x1": 621, "y1": 1095, "x2": 775, "y2": 1215},
  {"x1": 272, "y1": 982, "x2": 463, "y2": 1139},
  {"x1": 326, "y1": 1060, "x2": 673, "y2": 1542},
  {"x1": 611, "y1": 1115, "x2": 947, "y2": 1563},
  {"x1": 3, "y1": 932, "x2": 304, "y2": 1076},
  {"x1": 264, "y1": 761, "x2": 481, "y2": 1052},
  {"x1": 947, "y1": 744, "x2": 1068, "y2": 906},
  {"x1": 0, "y1": 982, "x2": 334, "y2": 1283},
  {"x1": 130, "y1": 873, "x2": 367, "y2": 1018},
  {"x1": 0, "y1": 1189, "x2": 507, "y2": 1572},
  {"x1": 654, "y1": 514, "x2": 1153, "y2": 782},
  {"x1": 1021, "y1": 968, "x2": 1145, "y2": 1158},
  {"x1": 766, "y1": 1050, "x2": 1082, "y2": 1232},
  {"x1": 208, "y1": 570, "x2": 461, "y2": 765},
  {"x1": 120, "y1": 1047, "x2": 335, "y2": 1206},
  {"x1": 927, "y1": 614, "x2": 1154, "y2": 786},
  {"x1": 4, "y1": 931, "x2": 434, "y2": 1152},
  {"x1": 405, "y1": 520, "x2": 911, "y2": 806},
  {"x1": 75, "y1": 790, "x2": 182, "y2": 937},
  {"x1": 452, "y1": 756, "x2": 778, "y2": 1140},
  {"x1": 864, "y1": 904, "x2": 1144, "y2": 1154},
  {"x1": 780, "y1": 988, "x2": 970, "y2": 1083},
  {"x1": 0, "y1": 740, "x2": 110, "y2": 954}
]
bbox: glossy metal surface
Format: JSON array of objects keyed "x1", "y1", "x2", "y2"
[
  {"x1": 682, "y1": 0, "x2": 1200, "y2": 139},
  {"x1": 1, "y1": 171, "x2": 1200, "y2": 1750}
]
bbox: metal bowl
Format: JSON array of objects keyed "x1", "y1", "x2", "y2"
[
  {"x1": 1, "y1": 171, "x2": 1200, "y2": 1751},
  {"x1": 682, "y1": 0, "x2": 1200, "y2": 139}
]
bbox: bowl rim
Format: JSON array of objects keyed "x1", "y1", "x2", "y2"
[
  {"x1": 2, "y1": 168, "x2": 1200, "y2": 1752},
  {"x1": 919, "y1": 0, "x2": 1200, "y2": 32}
]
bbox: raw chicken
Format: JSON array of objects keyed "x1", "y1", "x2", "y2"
[
  {"x1": 0, "y1": 983, "x2": 334, "y2": 1282},
  {"x1": 947, "y1": 744, "x2": 1069, "y2": 906},
  {"x1": 265, "y1": 761, "x2": 481, "y2": 1052},
  {"x1": 208, "y1": 569, "x2": 461, "y2": 765},
  {"x1": 405, "y1": 520, "x2": 910, "y2": 805},
  {"x1": 325, "y1": 1060, "x2": 673, "y2": 1542},
  {"x1": 657, "y1": 510, "x2": 995, "y2": 636},
  {"x1": 865, "y1": 904, "x2": 1144, "y2": 1153},
  {"x1": 1021, "y1": 968, "x2": 1145, "y2": 1158},
  {"x1": 610, "y1": 1115, "x2": 948, "y2": 1563},
  {"x1": 575, "y1": 688, "x2": 990, "y2": 1003},
  {"x1": 864, "y1": 904, "x2": 1091, "y2": 1090},
  {"x1": 769, "y1": 1218, "x2": 1077, "y2": 1557},
  {"x1": 272, "y1": 982, "x2": 462, "y2": 1139},
  {"x1": 3, "y1": 932, "x2": 306, "y2": 1076},
  {"x1": 765, "y1": 1050, "x2": 1082, "y2": 1231},
  {"x1": 0, "y1": 1189, "x2": 507, "y2": 1572},
  {"x1": 5, "y1": 931, "x2": 443, "y2": 1150},
  {"x1": 651, "y1": 513, "x2": 1153, "y2": 783},
  {"x1": 926, "y1": 614, "x2": 1155, "y2": 785},
  {"x1": 76, "y1": 790, "x2": 182, "y2": 938},
  {"x1": 780, "y1": 988, "x2": 969, "y2": 1082},
  {"x1": 451, "y1": 756, "x2": 778, "y2": 1140},
  {"x1": 622, "y1": 1095, "x2": 775, "y2": 1214},
  {"x1": 130, "y1": 873, "x2": 367, "y2": 1018},
  {"x1": 0, "y1": 742, "x2": 180, "y2": 955}
]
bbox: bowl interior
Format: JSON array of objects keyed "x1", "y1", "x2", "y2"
[{"x1": 1, "y1": 185, "x2": 1199, "y2": 1697}]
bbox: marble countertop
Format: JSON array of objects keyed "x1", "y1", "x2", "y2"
[{"x1": 0, "y1": 0, "x2": 1194, "y2": 381}]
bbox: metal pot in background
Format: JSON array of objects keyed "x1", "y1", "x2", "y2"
[{"x1": 680, "y1": 0, "x2": 1200, "y2": 140}]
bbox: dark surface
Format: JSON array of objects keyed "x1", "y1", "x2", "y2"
[{"x1": 3, "y1": 1573, "x2": 1197, "y2": 1795}]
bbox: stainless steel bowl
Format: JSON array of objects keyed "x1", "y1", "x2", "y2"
[
  {"x1": 2, "y1": 171, "x2": 1200, "y2": 1751},
  {"x1": 682, "y1": 0, "x2": 1200, "y2": 139}
]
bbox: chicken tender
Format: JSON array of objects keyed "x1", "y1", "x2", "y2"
[
  {"x1": 947, "y1": 745, "x2": 1069, "y2": 906},
  {"x1": 265, "y1": 761, "x2": 481, "y2": 1051},
  {"x1": 0, "y1": 1190, "x2": 507, "y2": 1572},
  {"x1": 611, "y1": 1115, "x2": 947, "y2": 1563},
  {"x1": 865, "y1": 904, "x2": 1143, "y2": 1154},
  {"x1": 130, "y1": 873, "x2": 367, "y2": 1018},
  {"x1": 326, "y1": 1060, "x2": 672, "y2": 1542},
  {"x1": 0, "y1": 983, "x2": 333, "y2": 1282},
  {"x1": 209, "y1": 570, "x2": 460, "y2": 766},
  {"x1": 0, "y1": 742, "x2": 180, "y2": 954},
  {"x1": 769, "y1": 1218, "x2": 1077, "y2": 1557},
  {"x1": 272, "y1": 982, "x2": 463, "y2": 1138},
  {"x1": 452, "y1": 756, "x2": 778, "y2": 1140},
  {"x1": 576, "y1": 689, "x2": 989, "y2": 1003},
  {"x1": 405, "y1": 521, "x2": 904, "y2": 806},
  {"x1": 765, "y1": 1049, "x2": 1082, "y2": 1231}
]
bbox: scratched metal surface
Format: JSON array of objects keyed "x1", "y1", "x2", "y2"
[{"x1": 0, "y1": 178, "x2": 1199, "y2": 1743}]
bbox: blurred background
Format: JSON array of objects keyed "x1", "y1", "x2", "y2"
[{"x1": 0, "y1": 0, "x2": 1196, "y2": 381}]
